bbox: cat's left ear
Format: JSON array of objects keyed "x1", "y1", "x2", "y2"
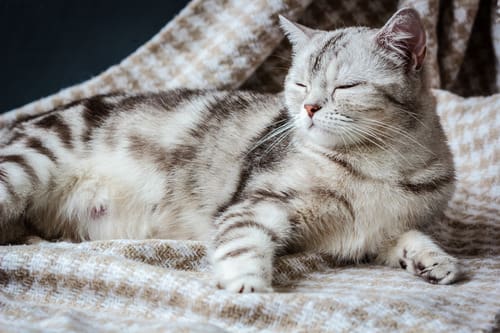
[
  {"x1": 376, "y1": 7, "x2": 427, "y2": 70},
  {"x1": 279, "y1": 15, "x2": 316, "y2": 49}
]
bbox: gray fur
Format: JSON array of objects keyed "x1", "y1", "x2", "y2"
[{"x1": 0, "y1": 8, "x2": 459, "y2": 291}]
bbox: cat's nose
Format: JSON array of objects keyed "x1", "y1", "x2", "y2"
[{"x1": 304, "y1": 104, "x2": 322, "y2": 118}]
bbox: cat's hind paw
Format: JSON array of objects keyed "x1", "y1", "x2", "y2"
[{"x1": 61, "y1": 175, "x2": 110, "y2": 222}]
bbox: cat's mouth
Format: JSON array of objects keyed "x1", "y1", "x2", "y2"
[
  {"x1": 302, "y1": 118, "x2": 357, "y2": 149},
  {"x1": 307, "y1": 119, "x2": 334, "y2": 133},
  {"x1": 305, "y1": 121, "x2": 336, "y2": 139},
  {"x1": 309, "y1": 124, "x2": 335, "y2": 135}
]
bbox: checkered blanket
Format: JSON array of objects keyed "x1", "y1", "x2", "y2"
[{"x1": 1, "y1": 1, "x2": 499, "y2": 332}]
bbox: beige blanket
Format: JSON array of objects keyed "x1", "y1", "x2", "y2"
[{"x1": 1, "y1": 0, "x2": 499, "y2": 332}]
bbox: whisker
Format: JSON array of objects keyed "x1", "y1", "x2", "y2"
[
  {"x1": 357, "y1": 118, "x2": 434, "y2": 155},
  {"x1": 260, "y1": 128, "x2": 293, "y2": 161},
  {"x1": 346, "y1": 124, "x2": 389, "y2": 153},
  {"x1": 247, "y1": 121, "x2": 294, "y2": 154},
  {"x1": 347, "y1": 123, "x2": 415, "y2": 166},
  {"x1": 395, "y1": 107, "x2": 429, "y2": 129},
  {"x1": 341, "y1": 127, "x2": 379, "y2": 170},
  {"x1": 363, "y1": 126, "x2": 429, "y2": 165}
]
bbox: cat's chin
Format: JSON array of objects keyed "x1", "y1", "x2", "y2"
[{"x1": 302, "y1": 125, "x2": 352, "y2": 150}]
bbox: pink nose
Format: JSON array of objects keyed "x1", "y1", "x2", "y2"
[{"x1": 304, "y1": 104, "x2": 321, "y2": 118}]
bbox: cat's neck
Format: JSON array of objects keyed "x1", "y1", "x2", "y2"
[{"x1": 297, "y1": 139, "x2": 426, "y2": 180}]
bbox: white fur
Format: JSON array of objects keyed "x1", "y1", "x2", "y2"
[
  {"x1": 212, "y1": 202, "x2": 289, "y2": 292},
  {"x1": 0, "y1": 9, "x2": 459, "y2": 292},
  {"x1": 379, "y1": 230, "x2": 460, "y2": 284}
]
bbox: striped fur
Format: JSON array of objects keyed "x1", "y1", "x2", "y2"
[{"x1": 0, "y1": 8, "x2": 459, "y2": 292}]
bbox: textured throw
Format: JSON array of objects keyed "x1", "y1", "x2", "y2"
[{"x1": 1, "y1": 0, "x2": 499, "y2": 332}]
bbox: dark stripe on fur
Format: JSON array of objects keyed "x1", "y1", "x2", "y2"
[
  {"x1": 82, "y1": 96, "x2": 114, "y2": 142},
  {"x1": 26, "y1": 137, "x2": 57, "y2": 163},
  {"x1": 215, "y1": 220, "x2": 279, "y2": 244},
  {"x1": 381, "y1": 91, "x2": 406, "y2": 109},
  {"x1": 218, "y1": 246, "x2": 256, "y2": 261},
  {"x1": 128, "y1": 135, "x2": 198, "y2": 174},
  {"x1": 313, "y1": 187, "x2": 355, "y2": 221},
  {"x1": 322, "y1": 153, "x2": 366, "y2": 179},
  {"x1": 400, "y1": 173, "x2": 455, "y2": 194},
  {"x1": 113, "y1": 89, "x2": 201, "y2": 111},
  {"x1": 214, "y1": 108, "x2": 291, "y2": 217},
  {"x1": 250, "y1": 188, "x2": 296, "y2": 203},
  {"x1": 155, "y1": 89, "x2": 203, "y2": 110},
  {"x1": 189, "y1": 93, "x2": 248, "y2": 140},
  {"x1": 113, "y1": 93, "x2": 154, "y2": 110},
  {"x1": 312, "y1": 32, "x2": 345, "y2": 73},
  {"x1": 372, "y1": 85, "x2": 421, "y2": 129},
  {"x1": 0, "y1": 155, "x2": 38, "y2": 182},
  {"x1": 128, "y1": 136, "x2": 200, "y2": 208},
  {"x1": 0, "y1": 169, "x2": 17, "y2": 199},
  {"x1": 0, "y1": 169, "x2": 7, "y2": 182},
  {"x1": 215, "y1": 233, "x2": 246, "y2": 247},
  {"x1": 216, "y1": 211, "x2": 254, "y2": 226},
  {"x1": 5, "y1": 131, "x2": 26, "y2": 145},
  {"x1": 35, "y1": 114, "x2": 73, "y2": 149},
  {"x1": 10, "y1": 93, "x2": 124, "y2": 129},
  {"x1": 167, "y1": 145, "x2": 198, "y2": 167},
  {"x1": 9, "y1": 100, "x2": 82, "y2": 128}
]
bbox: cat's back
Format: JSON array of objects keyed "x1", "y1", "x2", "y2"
[{"x1": 7, "y1": 89, "x2": 282, "y2": 148}]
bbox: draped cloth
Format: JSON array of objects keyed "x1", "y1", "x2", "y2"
[{"x1": 1, "y1": 1, "x2": 499, "y2": 331}]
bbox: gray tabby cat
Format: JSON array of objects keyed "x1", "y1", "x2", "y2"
[{"x1": 0, "y1": 8, "x2": 459, "y2": 292}]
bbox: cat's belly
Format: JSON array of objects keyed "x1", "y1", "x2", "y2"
[{"x1": 28, "y1": 155, "x2": 214, "y2": 242}]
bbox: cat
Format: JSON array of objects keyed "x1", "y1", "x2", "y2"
[{"x1": 0, "y1": 7, "x2": 459, "y2": 292}]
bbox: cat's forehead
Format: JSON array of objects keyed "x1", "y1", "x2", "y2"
[
  {"x1": 299, "y1": 27, "x2": 376, "y2": 79},
  {"x1": 310, "y1": 28, "x2": 368, "y2": 64}
]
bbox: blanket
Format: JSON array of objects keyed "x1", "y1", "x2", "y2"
[{"x1": 1, "y1": 0, "x2": 499, "y2": 332}]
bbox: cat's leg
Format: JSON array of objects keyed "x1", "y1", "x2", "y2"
[
  {"x1": 376, "y1": 230, "x2": 460, "y2": 284},
  {"x1": 0, "y1": 137, "x2": 58, "y2": 244},
  {"x1": 54, "y1": 170, "x2": 111, "y2": 240},
  {"x1": 212, "y1": 200, "x2": 290, "y2": 293},
  {"x1": 58, "y1": 171, "x2": 110, "y2": 223},
  {"x1": 50, "y1": 163, "x2": 166, "y2": 241}
]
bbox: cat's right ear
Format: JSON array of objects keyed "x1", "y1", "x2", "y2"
[{"x1": 279, "y1": 15, "x2": 315, "y2": 48}]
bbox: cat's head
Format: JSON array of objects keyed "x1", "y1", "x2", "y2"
[{"x1": 281, "y1": 8, "x2": 430, "y2": 150}]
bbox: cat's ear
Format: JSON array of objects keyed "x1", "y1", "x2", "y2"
[
  {"x1": 376, "y1": 7, "x2": 427, "y2": 70},
  {"x1": 279, "y1": 15, "x2": 315, "y2": 48}
]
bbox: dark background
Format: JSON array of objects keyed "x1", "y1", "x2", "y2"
[{"x1": 0, "y1": 1, "x2": 190, "y2": 113}]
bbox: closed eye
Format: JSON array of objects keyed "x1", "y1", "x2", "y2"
[
  {"x1": 335, "y1": 82, "x2": 363, "y2": 90},
  {"x1": 295, "y1": 83, "x2": 307, "y2": 88}
]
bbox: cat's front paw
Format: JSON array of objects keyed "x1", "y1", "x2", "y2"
[
  {"x1": 217, "y1": 275, "x2": 273, "y2": 293},
  {"x1": 400, "y1": 251, "x2": 460, "y2": 284},
  {"x1": 212, "y1": 254, "x2": 273, "y2": 293}
]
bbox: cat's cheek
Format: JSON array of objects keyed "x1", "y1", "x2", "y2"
[{"x1": 284, "y1": 91, "x2": 305, "y2": 114}]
